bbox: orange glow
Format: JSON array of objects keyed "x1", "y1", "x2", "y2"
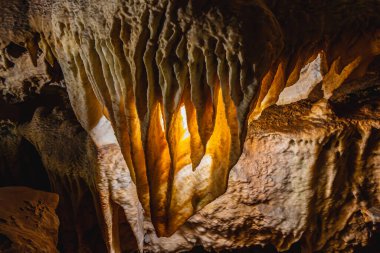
[
  {"x1": 157, "y1": 104, "x2": 190, "y2": 140},
  {"x1": 180, "y1": 105, "x2": 190, "y2": 140},
  {"x1": 159, "y1": 105, "x2": 165, "y2": 131},
  {"x1": 128, "y1": 83, "x2": 239, "y2": 235}
]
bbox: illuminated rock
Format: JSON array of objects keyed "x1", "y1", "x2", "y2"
[{"x1": 1, "y1": 0, "x2": 380, "y2": 237}]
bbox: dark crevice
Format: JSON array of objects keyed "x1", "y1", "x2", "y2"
[
  {"x1": 353, "y1": 224, "x2": 380, "y2": 253},
  {"x1": 115, "y1": 202, "x2": 138, "y2": 253},
  {"x1": 0, "y1": 137, "x2": 51, "y2": 192},
  {"x1": 5, "y1": 42, "x2": 27, "y2": 59},
  {"x1": 0, "y1": 86, "x2": 69, "y2": 123},
  {"x1": 55, "y1": 177, "x2": 107, "y2": 253},
  {"x1": 46, "y1": 58, "x2": 65, "y2": 83},
  {"x1": 0, "y1": 233, "x2": 12, "y2": 251}
]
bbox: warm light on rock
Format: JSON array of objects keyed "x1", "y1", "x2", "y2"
[
  {"x1": 180, "y1": 106, "x2": 190, "y2": 140},
  {"x1": 0, "y1": 0, "x2": 380, "y2": 252}
]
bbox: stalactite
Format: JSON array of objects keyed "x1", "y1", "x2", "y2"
[{"x1": 1, "y1": 0, "x2": 379, "y2": 237}]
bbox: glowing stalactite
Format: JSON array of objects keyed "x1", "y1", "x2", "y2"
[
  {"x1": 135, "y1": 81, "x2": 238, "y2": 235},
  {"x1": 180, "y1": 106, "x2": 190, "y2": 140}
]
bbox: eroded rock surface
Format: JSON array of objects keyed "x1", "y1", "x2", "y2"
[
  {"x1": 0, "y1": 81, "x2": 378, "y2": 252},
  {"x1": 19, "y1": 105, "x2": 112, "y2": 252},
  {"x1": 144, "y1": 99, "x2": 380, "y2": 252},
  {"x1": 0, "y1": 0, "x2": 380, "y2": 252},
  {"x1": 0, "y1": 187, "x2": 59, "y2": 253},
  {"x1": 1, "y1": 0, "x2": 380, "y2": 235}
]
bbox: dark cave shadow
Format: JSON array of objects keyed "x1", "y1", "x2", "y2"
[{"x1": 0, "y1": 137, "x2": 51, "y2": 192}]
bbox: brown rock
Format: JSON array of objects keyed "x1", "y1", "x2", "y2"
[
  {"x1": 2, "y1": 1, "x2": 379, "y2": 235},
  {"x1": 0, "y1": 187, "x2": 59, "y2": 253},
  {"x1": 0, "y1": 1, "x2": 379, "y2": 252}
]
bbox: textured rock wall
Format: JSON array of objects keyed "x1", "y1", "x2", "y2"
[
  {"x1": 146, "y1": 99, "x2": 380, "y2": 252},
  {"x1": 1, "y1": 77, "x2": 378, "y2": 252},
  {"x1": 0, "y1": 187, "x2": 59, "y2": 253},
  {"x1": 0, "y1": 0, "x2": 380, "y2": 251},
  {"x1": 1, "y1": 0, "x2": 379, "y2": 235},
  {"x1": 19, "y1": 105, "x2": 110, "y2": 252}
]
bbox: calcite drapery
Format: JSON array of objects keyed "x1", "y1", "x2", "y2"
[
  {"x1": 1, "y1": 0, "x2": 380, "y2": 236},
  {"x1": 2, "y1": 73, "x2": 380, "y2": 252},
  {"x1": 34, "y1": 0, "x2": 281, "y2": 235}
]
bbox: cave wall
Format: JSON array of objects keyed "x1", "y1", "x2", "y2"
[
  {"x1": 0, "y1": 0, "x2": 380, "y2": 252},
  {"x1": 1, "y1": 67, "x2": 380, "y2": 252},
  {"x1": 1, "y1": 0, "x2": 380, "y2": 236}
]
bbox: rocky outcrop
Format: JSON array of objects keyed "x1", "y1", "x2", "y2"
[{"x1": 0, "y1": 187, "x2": 59, "y2": 253}]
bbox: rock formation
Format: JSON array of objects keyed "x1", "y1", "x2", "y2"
[
  {"x1": 0, "y1": 187, "x2": 59, "y2": 253},
  {"x1": 0, "y1": 0, "x2": 380, "y2": 252}
]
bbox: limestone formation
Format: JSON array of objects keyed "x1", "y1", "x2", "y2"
[
  {"x1": 145, "y1": 96, "x2": 380, "y2": 252},
  {"x1": 0, "y1": 0, "x2": 380, "y2": 252},
  {"x1": 2, "y1": 0, "x2": 380, "y2": 235},
  {"x1": 1, "y1": 70, "x2": 379, "y2": 252}
]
